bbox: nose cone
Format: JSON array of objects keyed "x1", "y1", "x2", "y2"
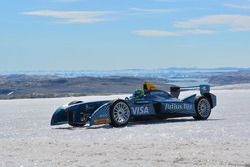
[{"x1": 50, "y1": 107, "x2": 68, "y2": 126}]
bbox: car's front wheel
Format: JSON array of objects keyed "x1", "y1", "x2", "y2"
[
  {"x1": 193, "y1": 96, "x2": 211, "y2": 120},
  {"x1": 109, "y1": 100, "x2": 131, "y2": 127}
]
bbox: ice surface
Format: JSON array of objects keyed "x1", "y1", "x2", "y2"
[{"x1": 0, "y1": 90, "x2": 250, "y2": 167}]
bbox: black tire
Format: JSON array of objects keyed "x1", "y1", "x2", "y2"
[
  {"x1": 109, "y1": 100, "x2": 131, "y2": 127},
  {"x1": 193, "y1": 96, "x2": 211, "y2": 120},
  {"x1": 68, "y1": 110, "x2": 85, "y2": 127}
]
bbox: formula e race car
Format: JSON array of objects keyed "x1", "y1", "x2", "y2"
[{"x1": 51, "y1": 82, "x2": 217, "y2": 127}]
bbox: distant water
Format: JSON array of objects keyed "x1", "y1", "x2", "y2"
[
  {"x1": 1, "y1": 68, "x2": 248, "y2": 87},
  {"x1": 168, "y1": 78, "x2": 208, "y2": 87}
]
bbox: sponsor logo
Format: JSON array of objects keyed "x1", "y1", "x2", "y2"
[
  {"x1": 94, "y1": 118, "x2": 110, "y2": 124},
  {"x1": 165, "y1": 103, "x2": 193, "y2": 111},
  {"x1": 131, "y1": 106, "x2": 150, "y2": 115}
]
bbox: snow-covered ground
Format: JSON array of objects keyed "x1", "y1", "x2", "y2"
[{"x1": 0, "y1": 89, "x2": 250, "y2": 167}]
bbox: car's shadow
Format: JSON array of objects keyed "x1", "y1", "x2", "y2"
[
  {"x1": 126, "y1": 118, "x2": 222, "y2": 127},
  {"x1": 53, "y1": 118, "x2": 222, "y2": 130}
]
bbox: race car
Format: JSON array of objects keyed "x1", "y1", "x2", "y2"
[{"x1": 50, "y1": 82, "x2": 217, "y2": 127}]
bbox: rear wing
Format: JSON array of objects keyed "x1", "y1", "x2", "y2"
[{"x1": 170, "y1": 85, "x2": 210, "y2": 98}]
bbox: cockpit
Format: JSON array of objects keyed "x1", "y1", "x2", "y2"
[{"x1": 132, "y1": 82, "x2": 175, "y2": 101}]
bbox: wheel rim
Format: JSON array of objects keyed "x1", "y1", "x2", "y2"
[
  {"x1": 113, "y1": 102, "x2": 130, "y2": 125},
  {"x1": 197, "y1": 98, "x2": 211, "y2": 118}
]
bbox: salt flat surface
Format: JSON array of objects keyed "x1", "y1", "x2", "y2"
[{"x1": 0, "y1": 90, "x2": 250, "y2": 167}]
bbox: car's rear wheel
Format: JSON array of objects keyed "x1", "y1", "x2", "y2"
[
  {"x1": 193, "y1": 96, "x2": 211, "y2": 120},
  {"x1": 110, "y1": 100, "x2": 131, "y2": 127}
]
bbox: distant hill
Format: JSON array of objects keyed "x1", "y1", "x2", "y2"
[
  {"x1": 3, "y1": 67, "x2": 250, "y2": 78},
  {"x1": 1, "y1": 70, "x2": 250, "y2": 99},
  {"x1": 0, "y1": 75, "x2": 171, "y2": 99},
  {"x1": 209, "y1": 72, "x2": 250, "y2": 85}
]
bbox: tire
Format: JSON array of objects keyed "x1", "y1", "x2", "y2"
[
  {"x1": 193, "y1": 96, "x2": 211, "y2": 120},
  {"x1": 109, "y1": 100, "x2": 131, "y2": 127},
  {"x1": 68, "y1": 110, "x2": 85, "y2": 127}
]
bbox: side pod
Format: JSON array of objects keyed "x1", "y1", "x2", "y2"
[
  {"x1": 89, "y1": 103, "x2": 111, "y2": 126},
  {"x1": 182, "y1": 94, "x2": 196, "y2": 103}
]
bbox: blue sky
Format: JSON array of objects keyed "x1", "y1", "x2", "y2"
[{"x1": 1, "y1": 0, "x2": 250, "y2": 71}]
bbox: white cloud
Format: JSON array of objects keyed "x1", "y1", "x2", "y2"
[
  {"x1": 130, "y1": 8, "x2": 178, "y2": 15},
  {"x1": 181, "y1": 29, "x2": 215, "y2": 35},
  {"x1": 134, "y1": 14, "x2": 250, "y2": 37},
  {"x1": 133, "y1": 29, "x2": 214, "y2": 37},
  {"x1": 22, "y1": 10, "x2": 112, "y2": 24},
  {"x1": 224, "y1": 3, "x2": 250, "y2": 9},
  {"x1": 175, "y1": 15, "x2": 250, "y2": 32}
]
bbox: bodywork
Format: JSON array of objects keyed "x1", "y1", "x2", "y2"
[{"x1": 51, "y1": 85, "x2": 216, "y2": 127}]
